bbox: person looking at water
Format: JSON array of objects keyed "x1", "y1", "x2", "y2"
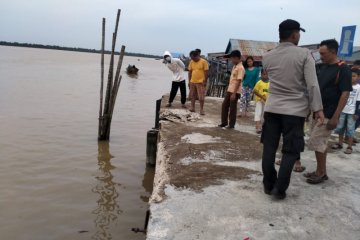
[
  {"x1": 218, "y1": 50, "x2": 244, "y2": 129},
  {"x1": 188, "y1": 50, "x2": 209, "y2": 115},
  {"x1": 261, "y1": 19, "x2": 324, "y2": 199},
  {"x1": 239, "y1": 56, "x2": 260, "y2": 117},
  {"x1": 163, "y1": 51, "x2": 187, "y2": 108}
]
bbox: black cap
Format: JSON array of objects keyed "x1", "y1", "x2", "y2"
[
  {"x1": 279, "y1": 19, "x2": 305, "y2": 32},
  {"x1": 225, "y1": 50, "x2": 241, "y2": 58}
]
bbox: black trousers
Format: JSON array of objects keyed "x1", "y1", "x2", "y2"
[
  {"x1": 261, "y1": 112, "x2": 305, "y2": 193},
  {"x1": 221, "y1": 92, "x2": 240, "y2": 127},
  {"x1": 169, "y1": 80, "x2": 186, "y2": 104}
]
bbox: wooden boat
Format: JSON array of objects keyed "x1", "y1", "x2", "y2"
[{"x1": 126, "y1": 64, "x2": 139, "y2": 75}]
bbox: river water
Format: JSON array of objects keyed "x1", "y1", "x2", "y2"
[{"x1": 0, "y1": 46, "x2": 171, "y2": 240}]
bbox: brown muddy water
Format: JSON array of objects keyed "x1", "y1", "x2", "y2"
[{"x1": 0, "y1": 46, "x2": 172, "y2": 240}]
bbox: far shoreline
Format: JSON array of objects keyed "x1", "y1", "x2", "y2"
[{"x1": 0, "y1": 41, "x2": 162, "y2": 59}]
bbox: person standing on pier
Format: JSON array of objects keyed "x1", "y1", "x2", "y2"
[
  {"x1": 253, "y1": 69, "x2": 269, "y2": 133},
  {"x1": 218, "y1": 50, "x2": 245, "y2": 129},
  {"x1": 239, "y1": 56, "x2": 260, "y2": 117},
  {"x1": 188, "y1": 50, "x2": 209, "y2": 115},
  {"x1": 163, "y1": 51, "x2": 187, "y2": 108},
  {"x1": 305, "y1": 39, "x2": 352, "y2": 184},
  {"x1": 261, "y1": 19, "x2": 324, "y2": 199}
]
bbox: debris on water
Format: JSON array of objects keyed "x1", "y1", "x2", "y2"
[
  {"x1": 269, "y1": 223, "x2": 274, "y2": 227},
  {"x1": 78, "y1": 230, "x2": 89, "y2": 233}
]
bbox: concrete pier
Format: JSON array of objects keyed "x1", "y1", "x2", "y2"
[{"x1": 147, "y1": 95, "x2": 360, "y2": 240}]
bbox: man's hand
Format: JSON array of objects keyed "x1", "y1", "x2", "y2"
[
  {"x1": 314, "y1": 110, "x2": 325, "y2": 126},
  {"x1": 230, "y1": 93, "x2": 236, "y2": 101},
  {"x1": 326, "y1": 116, "x2": 338, "y2": 130},
  {"x1": 353, "y1": 115, "x2": 359, "y2": 121}
]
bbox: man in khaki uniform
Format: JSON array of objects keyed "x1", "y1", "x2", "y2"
[{"x1": 261, "y1": 19, "x2": 324, "y2": 199}]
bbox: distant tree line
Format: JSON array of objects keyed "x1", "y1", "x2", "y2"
[{"x1": 0, "y1": 41, "x2": 161, "y2": 59}]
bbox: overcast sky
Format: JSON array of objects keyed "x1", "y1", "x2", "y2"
[{"x1": 0, "y1": 0, "x2": 359, "y2": 55}]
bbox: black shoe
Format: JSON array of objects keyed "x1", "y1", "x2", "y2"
[
  {"x1": 264, "y1": 188, "x2": 272, "y2": 195},
  {"x1": 226, "y1": 126, "x2": 234, "y2": 129},
  {"x1": 271, "y1": 188, "x2": 286, "y2": 200},
  {"x1": 218, "y1": 123, "x2": 227, "y2": 128}
]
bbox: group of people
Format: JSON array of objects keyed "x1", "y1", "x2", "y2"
[
  {"x1": 261, "y1": 19, "x2": 359, "y2": 200},
  {"x1": 163, "y1": 48, "x2": 208, "y2": 115},
  {"x1": 218, "y1": 52, "x2": 269, "y2": 131},
  {"x1": 162, "y1": 19, "x2": 360, "y2": 200}
]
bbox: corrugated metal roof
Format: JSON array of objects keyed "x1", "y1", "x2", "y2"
[{"x1": 225, "y1": 39, "x2": 278, "y2": 61}]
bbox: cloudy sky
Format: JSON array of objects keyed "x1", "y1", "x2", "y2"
[{"x1": 0, "y1": 0, "x2": 359, "y2": 55}]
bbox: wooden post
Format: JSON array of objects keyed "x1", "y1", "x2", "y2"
[
  {"x1": 98, "y1": 9, "x2": 125, "y2": 141},
  {"x1": 106, "y1": 45, "x2": 126, "y2": 138},
  {"x1": 98, "y1": 18, "x2": 105, "y2": 138},
  {"x1": 146, "y1": 129, "x2": 159, "y2": 165}
]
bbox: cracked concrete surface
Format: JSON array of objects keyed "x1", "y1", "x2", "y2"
[{"x1": 147, "y1": 95, "x2": 360, "y2": 240}]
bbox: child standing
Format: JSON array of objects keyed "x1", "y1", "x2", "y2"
[
  {"x1": 332, "y1": 68, "x2": 360, "y2": 154},
  {"x1": 253, "y1": 69, "x2": 269, "y2": 133},
  {"x1": 218, "y1": 50, "x2": 245, "y2": 129}
]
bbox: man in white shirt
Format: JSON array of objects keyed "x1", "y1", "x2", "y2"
[{"x1": 163, "y1": 51, "x2": 187, "y2": 108}]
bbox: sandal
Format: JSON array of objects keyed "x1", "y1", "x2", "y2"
[
  {"x1": 189, "y1": 109, "x2": 195, "y2": 113},
  {"x1": 303, "y1": 171, "x2": 316, "y2": 178},
  {"x1": 306, "y1": 174, "x2": 328, "y2": 184},
  {"x1": 344, "y1": 147, "x2": 353, "y2": 154},
  {"x1": 331, "y1": 143, "x2": 343, "y2": 150},
  {"x1": 293, "y1": 166, "x2": 306, "y2": 173},
  {"x1": 275, "y1": 159, "x2": 281, "y2": 166},
  {"x1": 304, "y1": 171, "x2": 329, "y2": 180}
]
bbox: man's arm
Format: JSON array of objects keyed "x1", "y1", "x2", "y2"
[
  {"x1": 175, "y1": 59, "x2": 185, "y2": 70},
  {"x1": 188, "y1": 61, "x2": 193, "y2": 88},
  {"x1": 327, "y1": 92, "x2": 350, "y2": 130},
  {"x1": 188, "y1": 70, "x2": 192, "y2": 88},
  {"x1": 230, "y1": 79, "x2": 242, "y2": 101},
  {"x1": 204, "y1": 70, "x2": 208, "y2": 86},
  {"x1": 303, "y1": 51, "x2": 324, "y2": 124},
  {"x1": 354, "y1": 101, "x2": 360, "y2": 120},
  {"x1": 327, "y1": 65, "x2": 353, "y2": 129}
]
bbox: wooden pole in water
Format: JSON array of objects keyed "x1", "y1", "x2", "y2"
[
  {"x1": 98, "y1": 9, "x2": 125, "y2": 141},
  {"x1": 98, "y1": 18, "x2": 106, "y2": 138},
  {"x1": 103, "y1": 32, "x2": 116, "y2": 119},
  {"x1": 106, "y1": 45, "x2": 126, "y2": 138}
]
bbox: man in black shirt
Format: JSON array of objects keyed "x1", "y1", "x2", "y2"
[{"x1": 306, "y1": 39, "x2": 352, "y2": 184}]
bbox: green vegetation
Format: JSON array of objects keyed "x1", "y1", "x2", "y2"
[{"x1": 0, "y1": 41, "x2": 161, "y2": 59}]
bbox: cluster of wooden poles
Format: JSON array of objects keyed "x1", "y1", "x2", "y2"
[{"x1": 98, "y1": 9, "x2": 125, "y2": 141}]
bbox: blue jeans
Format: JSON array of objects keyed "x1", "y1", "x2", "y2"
[{"x1": 334, "y1": 113, "x2": 356, "y2": 138}]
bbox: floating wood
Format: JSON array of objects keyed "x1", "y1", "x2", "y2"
[{"x1": 98, "y1": 9, "x2": 126, "y2": 141}]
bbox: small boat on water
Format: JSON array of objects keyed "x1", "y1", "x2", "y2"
[{"x1": 126, "y1": 64, "x2": 139, "y2": 75}]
